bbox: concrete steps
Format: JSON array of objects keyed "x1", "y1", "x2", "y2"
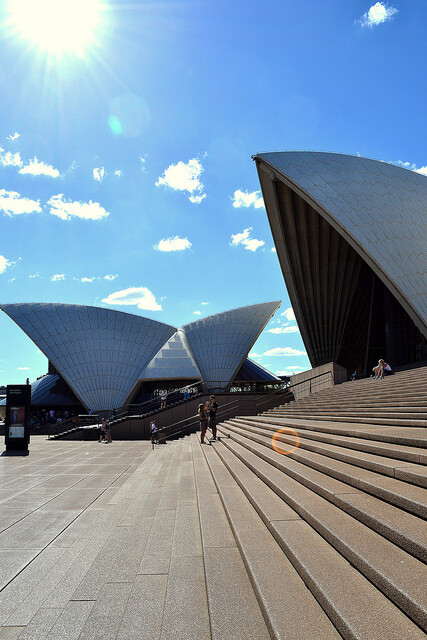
[
  {"x1": 191, "y1": 366, "x2": 427, "y2": 638},
  {"x1": 224, "y1": 419, "x2": 427, "y2": 488},
  {"x1": 1, "y1": 363, "x2": 425, "y2": 639},
  {"x1": 202, "y1": 438, "x2": 426, "y2": 638}
]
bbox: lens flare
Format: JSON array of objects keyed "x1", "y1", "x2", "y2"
[
  {"x1": 271, "y1": 427, "x2": 300, "y2": 456},
  {"x1": 108, "y1": 115, "x2": 123, "y2": 136}
]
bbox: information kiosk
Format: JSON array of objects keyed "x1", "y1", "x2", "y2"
[{"x1": 4, "y1": 385, "x2": 31, "y2": 453}]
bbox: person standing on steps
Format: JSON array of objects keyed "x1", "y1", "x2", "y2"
[
  {"x1": 208, "y1": 394, "x2": 218, "y2": 440},
  {"x1": 150, "y1": 420, "x2": 158, "y2": 445},
  {"x1": 199, "y1": 403, "x2": 208, "y2": 444},
  {"x1": 160, "y1": 391, "x2": 167, "y2": 409}
]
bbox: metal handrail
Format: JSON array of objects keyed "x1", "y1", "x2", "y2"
[
  {"x1": 114, "y1": 380, "x2": 203, "y2": 421},
  {"x1": 289, "y1": 369, "x2": 334, "y2": 395},
  {"x1": 253, "y1": 371, "x2": 334, "y2": 412},
  {"x1": 160, "y1": 398, "x2": 241, "y2": 441},
  {"x1": 47, "y1": 414, "x2": 100, "y2": 439}
]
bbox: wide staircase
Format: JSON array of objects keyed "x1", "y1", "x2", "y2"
[
  {"x1": 1, "y1": 368, "x2": 425, "y2": 639},
  {"x1": 201, "y1": 365, "x2": 427, "y2": 639}
]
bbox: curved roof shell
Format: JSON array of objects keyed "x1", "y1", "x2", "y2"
[
  {"x1": 1, "y1": 301, "x2": 281, "y2": 408},
  {"x1": 0, "y1": 374, "x2": 82, "y2": 408},
  {"x1": 182, "y1": 301, "x2": 281, "y2": 390},
  {"x1": 255, "y1": 152, "x2": 427, "y2": 337},
  {"x1": 0, "y1": 303, "x2": 176, "y2": 412}
]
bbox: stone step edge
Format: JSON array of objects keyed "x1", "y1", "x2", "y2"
[
  {"x1": 228, "y1": 416, "x2": 426, "y2": 465},
  {"x1": 212, "y1": 437, "x2": 427, "y2": 630},
  {"x1": 198, "y1": 438, "x2": 343, "y2": 640},
  {"x1": 263, "y1": 413, "x2": 427, "y2": 428},
  {"x1": 203, "y1": 439, "x2": 426, "y2": 640},
  {"x1": 238, "y1": 415, "x2": 427, "y2": 449},
  {"x1": 216, "y1": 427, "x2": 427, "y2": 562},
  {"x1": 217, "y1": 423, "x2": 427, "y2": 519},
  {"x1": 276, "y1": 407, "x2": 427, "y2": 414},
  {"x1": 224, "y1": 420, "x2": 427, "y2": 489}
]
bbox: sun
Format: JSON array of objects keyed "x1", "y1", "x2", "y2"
[{"x1": 7, "y1": 0, "x2": 107, "y2": 56}]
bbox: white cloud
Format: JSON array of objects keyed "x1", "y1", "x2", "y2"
[
  {"x1": 19, "y1": 156, "x2": 60, "y2": 178},
  {"x1": 393, "y1": 160, "x2": 416, "y2": 170},
  {"x1": 271, "y1": 247, "x2": 277, "y2": 253},
  {"x1": 51, "y1": 273, "x2": 65, "y2": 281},
  {"x1": 29, "y1": 272, "x2": 40, "y2": 278},
  {"x1": 201, "y1": 301, "x2": 209, "y2": 305},
  {"x1": 268, "y1": 326, "x2": 300, "y2": 334},
  {"x1": 154, "y1": 236, "x2": 192, "y2": 252},
  {"x1": 81, "y1": 276, "x2": 95, "y2": 283},
  {"x1": 114, "y1": 169, "x2": 123, "y2": 177},
  {"x1": 8, "y1": 277, "x2": 16, "y2": 282},
  {"x1": 193, "y1": 310, "x2": 201, "y2": 315},
  {"x1": 93, "y1": 167, "x2": 105, "y2": 182},
  {"x1": 7, "y1": 132, "x2": 20, "y2": 141},
  {"x1": 230, "y1": 227, "x2": 265, "y2": 252},
  {"x1": 276, "y1": 366, "x2": 307, "y2": 376},
  {"x1": 244, "y1": 238, "x2": 265, "y2": 252},
  {"x1": 17, "y1": 366, "x2": 30, "y2": 370},
  {"x1": 231, "y1": 189, "x2": 264, "y2": 209},
  {"x1": 0, "y1": 255, "x2": 11, "y2": 274},
  {"x1": 0, "y1": 189, "x2": 42, "y2": 216},
  {"x1": 0, "y1": 147, "x2": 23, "y2": 167},
  {"x1": 189, "y1": 193, "x2": 207, "y2": 204},
  {"x1": 357, "y1": 2, "x2": 398, "y2": 27},
  {"x1": 263, "y1": 347, "x2": 307, "y2": 356},
  {"x1": 47, "y1": 194, "x2": 110, "y2": 221},
  {"x1": 102, "y1": 286, "x2": 162, "y2": 311},
  {"x1": 386, "y1": 160, "x2": 427, "y2": 175},
  {"x1": 249, "y1": 352, "x2": 262, "y2": 359},
  {"x1": 140, "y1": 155, "x2": 148, "y2": 172},
  {"x1": 156, "y1": 157, "x2": 206, "y2": 203},
  {"x1": 104, "y1": 274, "x2": 118, "y2": 280},
  {"x1": 281, "y1": 307, "x2": 296, "y2": 321}
]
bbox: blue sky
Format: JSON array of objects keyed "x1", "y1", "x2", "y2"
[{"x1": 0, "y1": 0, "x2": 425, "y2": 385}]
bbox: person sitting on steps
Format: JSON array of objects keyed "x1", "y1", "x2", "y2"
[{"x1": 372, "y1": 359, "x2": 392, "y2": 379}]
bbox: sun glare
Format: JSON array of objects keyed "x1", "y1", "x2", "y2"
[{"x1": 7, "y1": 0, "x2": 106, "y2": 56}]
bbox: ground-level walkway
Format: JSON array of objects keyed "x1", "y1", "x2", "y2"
[
  {"x1": 0, "y1": 436, "x2": 273, "y2": 640},
  {"x1": 1, "y1": 428, "x2": 426, "y2": 640}
]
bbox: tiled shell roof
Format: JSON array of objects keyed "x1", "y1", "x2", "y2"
[
  {"x1": 1, "y1": 302, "x2": 281, "y2": 409},
  {"x1": 182, "y1": 301, "x2": 281, "y2": 390},
  {"x1": 256, "y1": 152, "x2": 427, "y2": 334},
  {"x1": 0, "y1": 303, "x2": 176, "y2": 411}
]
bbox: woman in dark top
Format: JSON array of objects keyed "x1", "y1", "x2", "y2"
[{"x1": 198, "y1": 403, "x2": 208, "y2": 444}]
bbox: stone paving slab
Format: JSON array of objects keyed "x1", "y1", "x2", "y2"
[
  {"x1": 116, "y1": 574, "x2": 168, "y2": 640},
  {"x1": 202, "y1": 443, "x2": 342, "y2": 640},
  {"x1": 160, "y1": 556, "x2": 210, "y2": 640},
  {"x1": 204, "y1": 547, "x2": 271, "y2": 640}
]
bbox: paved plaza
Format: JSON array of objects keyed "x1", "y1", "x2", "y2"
[{"x1": 0, "y1": 435, "x2": 270, "y2": 640}]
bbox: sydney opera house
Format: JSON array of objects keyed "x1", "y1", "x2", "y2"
[
  {"x1": 2, "y1": 152, "x2": 425, "y2": 416},
  {"x1": 0, "y1": 301, "x2": 281, "y2": 413},
  {"x1": 254, "y1": 152, "x2": 426, "y2": 375}
]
